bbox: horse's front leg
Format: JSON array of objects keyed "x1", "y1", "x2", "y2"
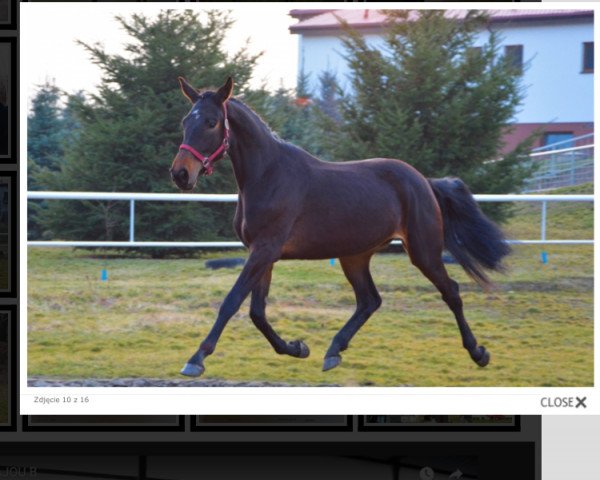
[
  {"x1": 180, "y1": 246, "x2": 281, "y2": 377},
  {"x1": 250, "y1": 265, "x2": 310, "y2": 359}
]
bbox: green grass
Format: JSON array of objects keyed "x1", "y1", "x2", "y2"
[
  {"x1": 503, "y1": 182, "x2": 593, "y2": 241},
  {"x1": 27, "y1": 185, "x2": 593, "y2": 387}
]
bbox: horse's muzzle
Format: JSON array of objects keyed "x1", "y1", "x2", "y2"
[{"x1": 170, "y1": 167, "x2": 194, "y2": 191}]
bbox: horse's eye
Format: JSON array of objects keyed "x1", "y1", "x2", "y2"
[{"x1": 206, "y1": 119, "x2": 217, "y2": 128}]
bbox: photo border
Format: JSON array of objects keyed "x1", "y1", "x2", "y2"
[
  {"x1": 0, "y1": 36, "x2": 16, "y2": 162},
  {"x1": 0, "y1": 0, "x2": 16, "y2": 31},
  {"x1": 0, "y1": 305, "x2": 16, "y2": 432},
  {"x1": 22, "y1": 414, "x2": 186, "y2": 432},
  {"x1": 191, "y1": 415, "x2": 353, "y2": 432},
  {"x1": 0, "y1": 170, "x2": 15, "y2": 296},
  {"x1": 358, "y1": 415, "x2": 521, "y2": 432}
]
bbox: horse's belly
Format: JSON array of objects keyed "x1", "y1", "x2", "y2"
[
  {"x1": 281, "y1": 239, "x2": 393, "y2": 260},
  {"x1": 281, "y1": 211, "x2": 398, "y2": 260}
]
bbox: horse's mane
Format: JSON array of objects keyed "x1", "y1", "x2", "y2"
[{"x1": 229, "y1": 97, "x2": 283, "y2": 144}]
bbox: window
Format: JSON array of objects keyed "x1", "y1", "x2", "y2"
[
  {"x1": 543, "y1": 132, "x2": 574, "y2": 150},
  {"x1": 504, "y1": 45, "x2": 523, "y2": 74},
  {"x1": 583, "y1": 42, "x2": 594, "y2": 73}
]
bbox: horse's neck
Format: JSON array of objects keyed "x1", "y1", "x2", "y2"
[{"x1": 227, "y1": 101, "x2": 279, "y2": 192}]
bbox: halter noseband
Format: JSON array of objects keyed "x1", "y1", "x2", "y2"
[{"x1": 179, "y1": 102, "x2": 230, "y2": 176}]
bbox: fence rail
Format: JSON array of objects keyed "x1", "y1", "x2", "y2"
[{"x1": 27, "y1": 191, "x2": 594, "y2": 247}]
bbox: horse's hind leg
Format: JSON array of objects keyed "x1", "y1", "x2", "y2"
[
  {"x1": 406, "y1": 238, "x2": 490, "y2": 367},
  {"x1": 249, "y1": 265, "x2": 310, "y2": 359},
  {"x1": 323, "y1": 254, "x2": 382, "y2": 372}
]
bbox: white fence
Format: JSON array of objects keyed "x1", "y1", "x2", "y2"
[{"x1": 27, "y1": 191, "x2": 594, "y2": 247}]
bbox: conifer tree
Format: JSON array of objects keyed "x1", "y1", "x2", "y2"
[
  {"x1": 27, "y1": 81, "x2": 64, "y2": 175},
  {"x1": 331, "y1": 10, "x2": 536, "y2": 220},
  {"x1": 36, "y1": 10, "x2": 260, "y2": 255},
  {"x1": 27, "y1": 81, "x2": 77, "y2": 239},
  {"x1": 316, "y1": 69, "x2": 343, "y2": 124}
]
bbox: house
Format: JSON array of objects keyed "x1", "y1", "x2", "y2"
[{"x1": 289, "y1": 9, "x2": 594, "y2": 152}]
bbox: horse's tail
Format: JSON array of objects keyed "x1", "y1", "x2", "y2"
[{"x1": 428, "y1": 177, "x2": 511, "y2": 287}]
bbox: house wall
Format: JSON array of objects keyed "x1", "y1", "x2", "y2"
[
  {"x1": 478, "y1": 19, "x2": 594, "y2": 124},
  {"x1": 503, "y1": 121, "x2": 593, "y2": 152},
  {"x1": 299, "y1": 30, "x2": 384, "y2": 93},
  {"x1": 297, "y1": 18, "x2": 593, "y2": 131}
]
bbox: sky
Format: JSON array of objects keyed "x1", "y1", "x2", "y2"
[{"x1": 21, "y1": 2, "x2": 299, "y2": 108}]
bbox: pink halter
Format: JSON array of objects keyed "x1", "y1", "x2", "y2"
[{"x1": 179, "y1": 102, "x2": 230, "y2": 176}]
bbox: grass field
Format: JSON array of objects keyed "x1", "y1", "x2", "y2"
[{"x1": 27, "y1": 185, "x2": 593, "y2": 387}]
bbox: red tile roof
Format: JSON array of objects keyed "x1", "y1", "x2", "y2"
[
  {"x1": 289, "y1": 9, "x2": 334, "y2": 20},
  {"x1": 289, "y1": 9, "x2": 594, "y2": 34}
]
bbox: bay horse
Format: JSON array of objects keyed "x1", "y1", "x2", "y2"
[{"x1": 170, "y1": 77, "x2": 510, "y2": 378}]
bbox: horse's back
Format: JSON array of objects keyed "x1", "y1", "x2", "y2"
[
  {"x1": 310, "y1": 157, "x2": 439, "y2": 221},
  {"x1": 279, "y1": 156, "x2": 440, "y2": 259}
]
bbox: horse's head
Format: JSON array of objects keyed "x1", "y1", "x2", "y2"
[{"x1": 170, "y1": 77, "x2": 233, "y2": 191}]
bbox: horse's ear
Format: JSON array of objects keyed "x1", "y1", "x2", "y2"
[
  {"x1": 216, "y1": 77, "x2": 234, "y2": 103},
  {"x1": 178, "y1": 77, "x2": 200, "y2": 103}
]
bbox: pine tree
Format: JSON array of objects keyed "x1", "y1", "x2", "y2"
[
  {"x1": 316, "y1": 69, "x2": 342, "y2": 124},
  {"x1": 35, "y1": 10, "x2": 260, "y2": 256},
  {"x1": 296, "y1": 66, "x2": 312, "y2": 100},
  {"x1": 27, "y1": 81, "x2": 64, "y2": 175},
  {"x1": 27, "y1": 81, "x2": 74, "y2": 239},
  {"x1": 331, "y1": 10, "x2": 537, "y2": 220}
]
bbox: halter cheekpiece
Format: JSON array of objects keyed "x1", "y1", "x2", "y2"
[{"x1": 179, "y1": 102, "x2": 230, "y2": 176}]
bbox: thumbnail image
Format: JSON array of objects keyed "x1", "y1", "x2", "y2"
[
  {"x1": 0, "y1": 176, "x2": 10, "y2": 291},
  {"x1": 362, "y1": 415, "x2": 518, "y2": 431},
  {"x1": 193, "y1": 415, "x2": 351, "y2": 431},
  {"x1": 27, "y1": 415, "x2": 179, "y2": 425},
  {"x1": 24, "y1": 415, "x2": 184, "y2": 431},
  {"x1": 0, "y1": 42, "x2": 9, "y2": 156},
  {"x1": 197, "y1": 415, "x2": 346, "y2": 425},
  {"x1": 0, "y1": 0, "x2": 8, "y2": 24},
  {"x1": 0, "y1": 312, "x2": 8, "y2": 425}
]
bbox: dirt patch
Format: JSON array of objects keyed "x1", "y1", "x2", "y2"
[{"x1": 27, "y1": 376, "x2": 342, "y2": 388}]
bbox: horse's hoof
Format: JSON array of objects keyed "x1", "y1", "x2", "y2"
[
  {"x1": 322, "y1": 355, "x2": 342, "y2": 372},
  {"x1": 289, "y1": 340, "x2": 310, "y2": 358},
  {"x1": 180, "y1": 362, "x2": 205, "y2": 377},
  {"x1": 474, "y1": 346, "x2": 491, "y2": 368}
]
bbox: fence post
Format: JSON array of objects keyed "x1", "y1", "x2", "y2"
[
  {"x1": 130, "y1": 199, "x2": 135, "y2": 243},
  {"x1": 540, "y1": 201, "x2": 547, "y2": 242}
]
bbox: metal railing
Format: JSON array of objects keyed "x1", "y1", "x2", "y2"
[
  {"x1": 524, "y1": 134, "x2": 594, "y2": 192},
  {"x1": 27, "y1": 191, "x2": 594, "y2": 247},
  {"x1": 522, "y1": 144, "x2": 594, "y2": 192}
]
